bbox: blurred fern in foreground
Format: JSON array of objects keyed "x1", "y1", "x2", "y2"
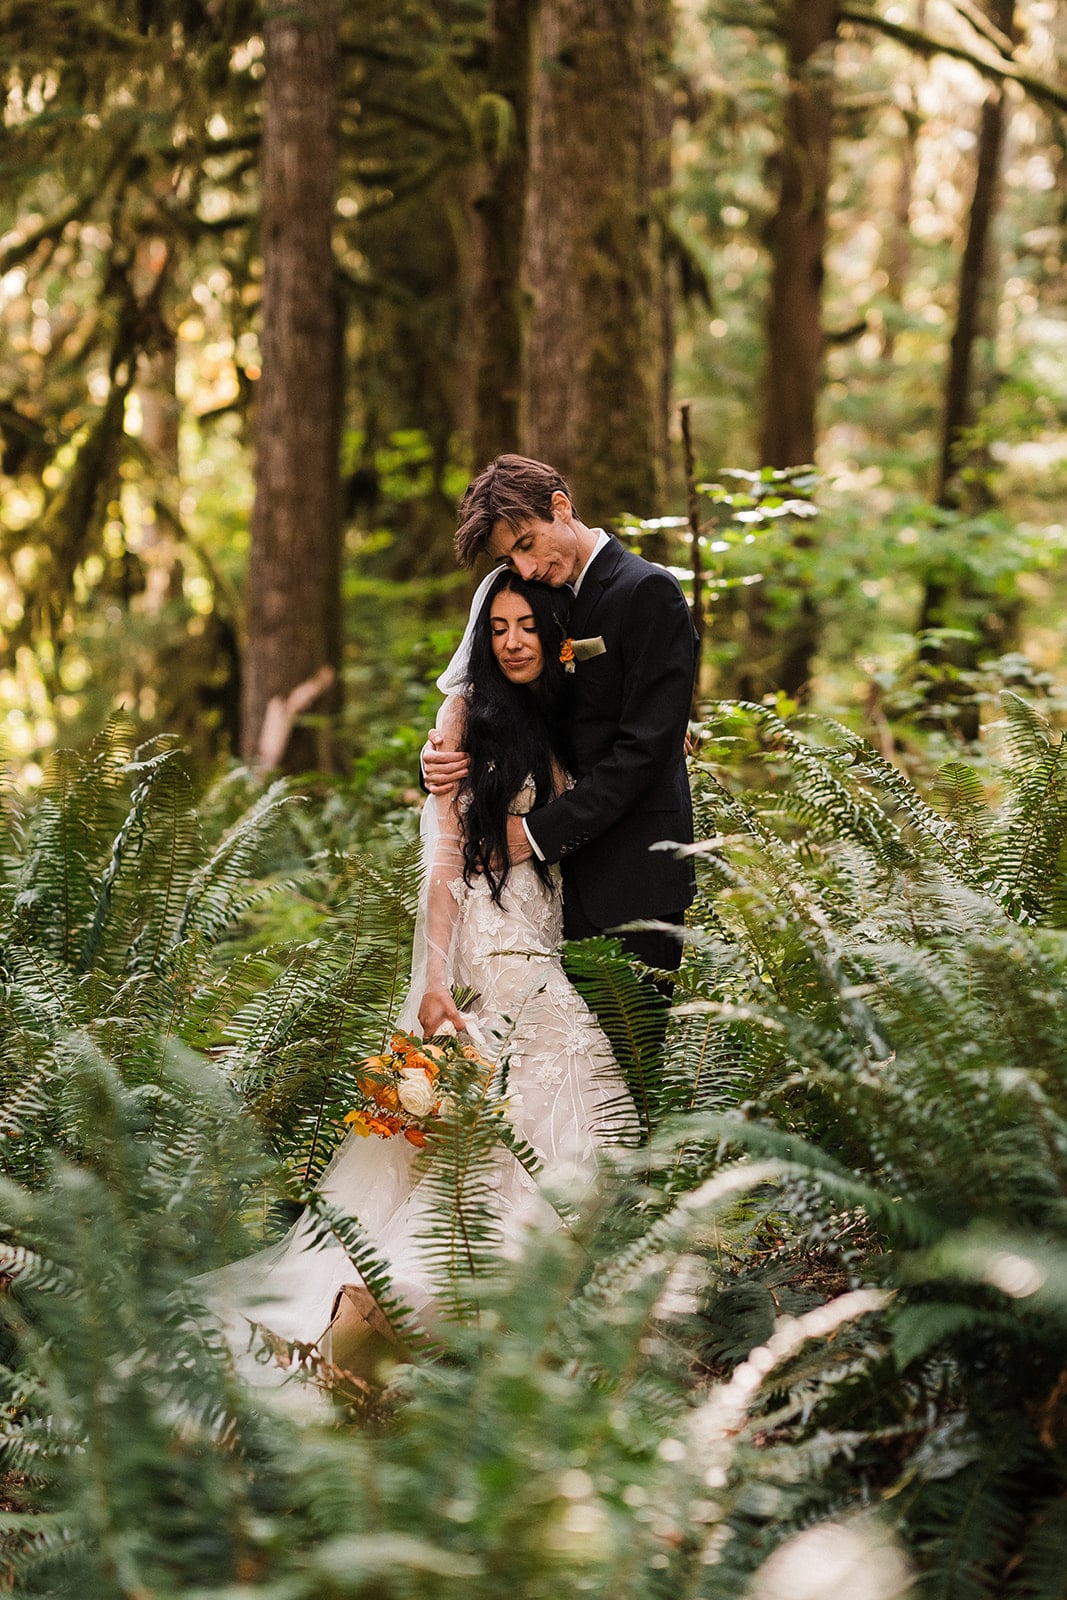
[{"x1": 3, "y1": 704, "x2": 1067, "y2": 1597}]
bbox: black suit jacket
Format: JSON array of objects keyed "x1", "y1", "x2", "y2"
[{"x1": 525, "y1": 537, "x2": 697, "y2": 931}]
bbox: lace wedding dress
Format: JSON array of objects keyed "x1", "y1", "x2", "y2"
[{"x1": 196, "y1": 780, "x2": 632, "y2": 1386}]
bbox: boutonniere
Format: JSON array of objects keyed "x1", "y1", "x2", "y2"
[{"x1": 559, "y1": 636, "x2": 607, "y2": 673}]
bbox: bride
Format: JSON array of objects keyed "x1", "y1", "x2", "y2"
[{"x1": 198, "y1": 570, "x2": 635, "y2": 1389}]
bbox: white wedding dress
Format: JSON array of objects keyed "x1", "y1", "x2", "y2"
[{"x1": 197, "y1": 780, "x2": 632, "y2": 1387}]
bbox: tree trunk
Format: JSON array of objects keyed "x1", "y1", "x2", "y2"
[
  {"x1": 935, "y1": 0, "x2": 1016, "y2": 506},
  {"x1": 880, "y1": 0, "x2": 927, "y2": 362},
  {"x1": 741, "y1": 1, "x2": 837, "y2": 704},
  {"x1": 242, "y1": 0, "x2": 342, "y2": 771},
  {"x1": 522, "y1": 0, "x2": 669, "y2": 526},
  {"x1": 647, "y1": 0, "x2": 674, "y2": 562},
  {"x1": 920, "y1": 0, "x2": 1017, "y2": 740},
  {"x1": 471, "y1": 0, "x2": 536, "y2": 468},
  {"x1": 134, "y1": 275, "x2": 182, "y2": 612},
  {"x1": 759, "y1": 0, "x2": 839, "y2": 469}
]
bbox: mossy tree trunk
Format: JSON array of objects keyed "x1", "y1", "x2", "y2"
[
  {"x1": 471, "y1": 0, "x2": 536, "y2": 469},
  {"x1": 522, "y1": 0, "x2": 670, "y2": 527},
  {"x1": 242, "y1": 0, "x2": 343, "y2": 771}
]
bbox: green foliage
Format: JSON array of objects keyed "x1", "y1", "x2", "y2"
[
  {"x1": 0, "y1": 722, "x2": 422, "y2": 1198},
  {"x1": 0, "y1": 1, "x2": 487, "y2": 765},
  {"x1": 674, "y1": 696, "x2": 1067, "y2": 1589},
  {"x1": 8, "y1": 706, "x2": 1067, "y2": 1595}
]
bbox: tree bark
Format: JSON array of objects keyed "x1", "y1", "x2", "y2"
[
  {"x1": 935, "y1": 0, "x2": 1016, "y2": 506},
  {"x1": 759, "y1": 0, "x2": 839, "y2": 469},
  {"x1": 919, "y1": 0, "x2": 1017, "y2": 740},
  {"x1": 881, "y1": 0, "x2": 927, "y2": 362},
  {"x1": 471, "y1": 0, "x2": 536, "y2": 468},
  {"x1": 647, "y1": 0, "x2": 674, "y2": 560},
  {"x1": 741, "y1": 1, "x2": 837, "y2": 703},
  {"x1": 242, "y1": 0, "x2": 342, "y2": 771},
  {"x1": 522, "y1": 0, "x2": 669, "y2": 526}
]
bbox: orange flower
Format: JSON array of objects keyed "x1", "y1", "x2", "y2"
[
  {"x1": 390, "y1": 1032, "x2": 419, "y2": 1057},
  {"x1": 358, "y1": 1073, "x2": 401, "y2": 1111},
  {"x1": 559, "y1": 638, "x2": 575, "y2": 665},
  {"x1": 345, "y1": 1110, "x2": 403, "y2": 1138},
  {"x1": 403, "y1": 1126, "x2": 428, "y2": 1148},
  {"x1": 368, "y1": 1112, "x2": 402, "y2": 1138},
  {"x1": 405, "y1": 1051, "x2": 440, "y2": 1081},
  {"x1": 461, "y1": 1045, "x2": 493, "y2": 1073},
  {"x1": 344, "y1": 1108, "x2": 402, "y2": 1138}
]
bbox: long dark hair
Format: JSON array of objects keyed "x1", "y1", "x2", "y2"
[{"x1": 459, "y1": 571, "x2": 572, "y2": 905}]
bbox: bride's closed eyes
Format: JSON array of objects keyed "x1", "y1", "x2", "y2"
[{"x1": 490, "y1": 618, "x2": 537, "y2": 637}]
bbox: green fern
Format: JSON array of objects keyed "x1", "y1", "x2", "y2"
[
  {"x1": 563, "y1": 935, "x2": 677, "y2": 1142},
  {"x1": 6, "y1": 707, "x2": 1067, "y2": 1596},
  {"x1": 413, "y1": 1063, "x2": 515, "y2": 1324}
]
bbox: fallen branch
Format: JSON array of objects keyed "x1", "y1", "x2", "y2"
[{"x1": 256, "y1": 665, "x2": 337, "y2": 772}]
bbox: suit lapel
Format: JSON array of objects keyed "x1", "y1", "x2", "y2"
[{"x1": 569, "y1": 537, "x2": 625, "y2": 635}]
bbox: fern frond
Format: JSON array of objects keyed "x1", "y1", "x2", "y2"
[
  {"x1": 412, "y1": 1068, "x2": 523, "y2": 1324},
  {"x1": 736, "y1": 702, "x2": 915, "y2": 868},
  {"x1": 1010, "y1": 1495, "x2": 1067, "y2": 1600},
  {"x1": 11, "y1": 724, "x2": 133, "y2": 965},
  {"x1": 999, "y1": 688, "x2": 1057, "y2": 762},
  {"x1": 902, "y1": 1424, "x2": 1033, "y2": 1600},
  {"x1": 175, "y1": 779, "x2": 298, "y2": 947},
  {"x1": 75, "y1": 744, "x2": 200, "y2": 976},
  {"x1": 0, "y1": 1242, "x2": 79, "y2": 1298},
  {"x1": 562, "y1": 936, "x2": 674, "y2": 1142},
  {"x1": 932, "y1": 760, "x2": 992, "y2": 845},
  {"x1": 993, "y1": 697, "x2": 1067, "y2": 923},
  {"x1": 888, "y1": 1301, "x2": 1027, "y2": 1371}
]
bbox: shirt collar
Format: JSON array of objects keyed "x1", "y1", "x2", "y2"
[{"x1": 571, "y1": 528, "x2": 610, "y2": 596}]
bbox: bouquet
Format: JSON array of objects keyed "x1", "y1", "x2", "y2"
[{"x1": 345, "y1": 1030, "x2": 495, "y2": 1149}]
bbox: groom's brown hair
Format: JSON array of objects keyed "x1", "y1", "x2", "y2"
[{"x1": 455, "y1": 454, "x2": 575, "y2": 567}]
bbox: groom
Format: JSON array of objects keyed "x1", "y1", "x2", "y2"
[{"x1": 424, "y1": 452, "x2": 697, "y2": 978}]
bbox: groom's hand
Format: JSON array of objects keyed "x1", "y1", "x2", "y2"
[{"x1": 422, "y1": 729, "x2": 470, "y2": 796}]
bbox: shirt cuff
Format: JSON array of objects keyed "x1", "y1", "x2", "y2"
[{"x1": 522, "y1": 816, "x2": 546, "y2": 862}]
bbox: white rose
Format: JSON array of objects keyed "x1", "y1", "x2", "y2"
[{"x1": 397, "y1": 1069, "x2": 437, "y2": 1118}]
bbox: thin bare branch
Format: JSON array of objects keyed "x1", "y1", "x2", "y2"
[
  {"x1": 840, "y1": 4, "x2": 1067, "y2": 115},
  {"x1": 0, "y1": 196, "x2": 87, "y2": 273},
  {"x1": 945, "y1": 0, "x2": 1015, "y2": 56}
]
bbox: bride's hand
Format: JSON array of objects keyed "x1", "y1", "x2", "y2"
[
  {"x1": 418, "y1": 987, "x2": 466, "y2": 1037},
  {"x1": 506, "y1": 814, "x2": 533, "y2": 863},
  {"x1": 422, "y1": 730, "x2": 470, "y2": 796}
]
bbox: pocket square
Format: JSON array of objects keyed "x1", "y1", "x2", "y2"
[{"x1": 571, "y1": 636, "x2": 606, "y2": 661}]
